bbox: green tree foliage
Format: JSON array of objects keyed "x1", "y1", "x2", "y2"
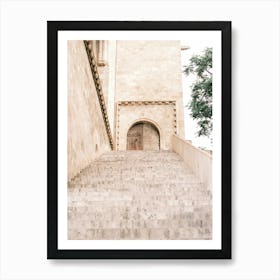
[{"x1": 184, "y1": 48, "x2": 212, "y2": 137}]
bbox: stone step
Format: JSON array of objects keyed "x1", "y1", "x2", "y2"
[
  {"x1": 68, "y1": 184, "x2": 211, "y2": 195},
  {"x1": 68, "y1": 150, "x2": 212, "y2": 240},
  {"x1": 69, "y1": 177, "x2": 202, "y2": 186}
]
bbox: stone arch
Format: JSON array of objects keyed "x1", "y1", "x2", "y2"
[{"x1": 126, "y1": 119, "x2": 161, "y2": 150}]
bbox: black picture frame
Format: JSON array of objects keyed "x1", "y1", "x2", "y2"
[{"x1": 47, "y1": 21, "x2": 231, "y2": 259}]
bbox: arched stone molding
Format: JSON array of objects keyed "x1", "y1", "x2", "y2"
[
  {"x1": 127, "y1": 118, "x2": 162, "y2": 138},
  {"x1": 126, "y1": 118, "x2": 161, "y2": 150},
  {"x1": 116, "y1": 101, "x2": 176, "y2": 151}
]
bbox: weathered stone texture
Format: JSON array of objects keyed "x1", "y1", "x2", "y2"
[
  {"x1": 93, "y1": 40, "x2": 117, "y2": 135},
  {"x1": 172, "y1": 134, "x2": 212, "y2": 190},
  {"x1": 115, "y1": 41, "x2": 182, "y2": 101},
  {"x1": 117, "y1": 102, "x2": 175, "y2": 150},
  {"x1": 115, "y1": 41, "x2": 185, "y2": 140},
  {"x1": 67, "y1": 40, "x2": 213, "y2": 241},
  {"x1": 68, "y1": 151, "x2": 212, "y2": 240},
  {"x1": 68, "y1": 41, "x2": 111, "y2": 180}
]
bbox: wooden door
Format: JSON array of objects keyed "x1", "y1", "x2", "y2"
[
  {"x1": 142, "y1": 123, "x2": 160, "y2": 150},
  {"x1": 127, "y1": 123, "x2": 143, "y2": 150}
]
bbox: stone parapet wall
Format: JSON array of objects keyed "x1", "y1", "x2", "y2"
[{"x1": 172, "y1": 134, "x2": 212, "y2": 190}]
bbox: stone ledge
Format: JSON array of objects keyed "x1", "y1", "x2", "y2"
[{"x1": 84, "y1": 40, "x2": 114, "y2": 149}]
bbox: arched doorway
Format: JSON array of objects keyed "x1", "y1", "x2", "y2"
[{"x1": 127, "y1": 121, "x2": 160, "y2": 150}]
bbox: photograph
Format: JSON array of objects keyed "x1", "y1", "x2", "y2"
[
  {"x1": 68, "y1": 39, "x2": 212, "y2": 240},
  {"x1": 47, "y1": 21, "x2": 231, "y2": 259}
]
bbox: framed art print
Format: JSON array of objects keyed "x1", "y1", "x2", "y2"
[{"x1": 47, "y1": 21, "x2": 231, "y2": 259}]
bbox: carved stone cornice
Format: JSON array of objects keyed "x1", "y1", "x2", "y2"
[
  {"x1": 117, "y1": 100, "x2": 176, "y2": 106},
  {"x1": 84, "y1": 40, "x2": 114, "y2": 149}
]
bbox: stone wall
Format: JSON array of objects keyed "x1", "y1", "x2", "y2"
[
  {"x1": 68, "y1": 40, "x2": 111, "y2": 181},
  {"x1": 115, "y1": 40, "x2": 185, "y2": 139},
  {"x1": 172, "y1": 134, "x2": 212, "y2": 190},
  {"x1": 94, "y1": 40, "x2": 116, "y2": 135},
  {"x1": 116, "y1": 101, "x2": 176, "y2": 150}
]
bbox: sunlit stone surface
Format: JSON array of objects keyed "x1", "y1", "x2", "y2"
[{"x1": 68, "y1": 151, "x2": 212, "y2": 240}]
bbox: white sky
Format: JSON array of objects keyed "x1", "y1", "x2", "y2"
[{"x1": 180, "y1": 32, "x2": 216, "y2": 150}]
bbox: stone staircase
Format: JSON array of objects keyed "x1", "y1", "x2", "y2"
[{"x1": 68, "y1": 150, "x2": 212, "y2": 240}]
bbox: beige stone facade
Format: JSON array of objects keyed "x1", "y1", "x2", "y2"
[
  {"x1": 117, "y1": 101, "x2": 176, "y2": 150},
  {"x1": 67, "y1": 41, "x2": 111, "y2": 181},
  {"x1": 68, "y1": 40, "x2": 186, "y2": 179},
  {"x1": 67, "y1": 40, "x2": 212, "y2": 240},
  {"x1": 115, "y1": 40, "x2": 185, "y2": 150}
]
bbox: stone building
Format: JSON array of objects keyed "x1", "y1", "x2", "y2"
[
  {"x1": 67, "y1": 40, "x2": 212, "y2": 240},
  {"x1": 68, "y1": 40, "x2": 185, "y2": 179}
]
